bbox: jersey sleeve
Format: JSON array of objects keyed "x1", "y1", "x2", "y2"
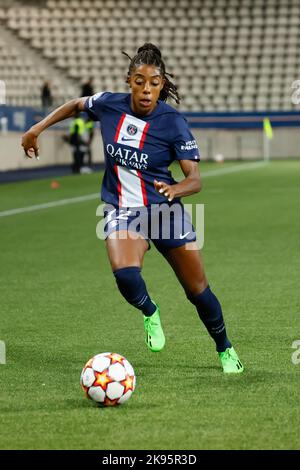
[
  {"x1": 84, "y1": 91, "x2": 110, "y2": 121},
  {"x1": 172, "y1": 115, "x2": 200, "y2": 161}
]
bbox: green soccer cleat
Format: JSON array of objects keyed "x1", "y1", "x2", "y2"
[
  {"x1": 144, "y1": 303, "x2": 165, "y2": 352},
  {"x1": 218, "y1": 346, "x2": 244, "y2": 374}
]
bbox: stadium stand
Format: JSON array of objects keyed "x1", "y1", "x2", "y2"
[{"x1": 0, "y1": 0, "x2": 299, "y2": 111}]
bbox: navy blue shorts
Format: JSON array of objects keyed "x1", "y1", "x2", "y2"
[{"x1": 102, "y1": 201, "x2": 197, "y2": 253}]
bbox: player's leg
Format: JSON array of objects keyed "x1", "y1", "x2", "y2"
[
  {"x1": 162, "y1": 243, "x2": 231, "y2": 352},
  {"x1": 72, "y1": 147, "x2": 81, "y2": 173},
  {"x1": 105, "y1": 231, "x2": 165, "y2": 352},
  {"x1": 105, "y1": 230, "x2": 148, "y2": 271},
  {"x1": 106, "y1": 231, "x2": 154, "y2": 313},
  {"x1": 162, "y1": 243, "x2": 244, "y2": 373},
  {"x1": 87, "y1": 145, "x2": 92, "y2": 167}
]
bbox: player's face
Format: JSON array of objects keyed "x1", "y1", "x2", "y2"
[{"x1": 128, "y1": 64, "x2": 165, "y2": 115}]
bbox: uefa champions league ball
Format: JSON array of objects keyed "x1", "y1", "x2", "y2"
[{"x1": 80, "y1": 352, "x2": 136, "y2": 406}]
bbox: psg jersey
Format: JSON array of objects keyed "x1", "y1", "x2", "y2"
[{"x1": 84, "y1": 92, "x2": 200, "y2": 207}]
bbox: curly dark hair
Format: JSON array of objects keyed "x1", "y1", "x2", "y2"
[{"x1": 122, "y1": 43, "x2": 180, "y2": 104}]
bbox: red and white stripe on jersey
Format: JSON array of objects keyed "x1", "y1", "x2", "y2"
[
  {"x1": 114, "y1": 165, "x2": 148, "y2": 207},
  {"x1": 114, "y1": 113, "x2": 149, "y2": 150}
]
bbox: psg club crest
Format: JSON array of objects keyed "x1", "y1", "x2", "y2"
[
  {"x1": 115, "y1": 114, "x2": 149, "y2": 149},
  {"x1": 127, "y1": 124, "x2": 138, "y2": 136}
]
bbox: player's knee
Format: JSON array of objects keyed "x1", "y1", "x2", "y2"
[
  {"x1": 185, "y1": 280, "x2": 208, "y2": 300},
  {"x1": 186, "y1": 285, "x2": 222, "y2": 318}
]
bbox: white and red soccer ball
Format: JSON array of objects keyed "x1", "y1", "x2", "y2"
[{"x1": 80, "y1": 352, "x2": 136, "y2": 406}]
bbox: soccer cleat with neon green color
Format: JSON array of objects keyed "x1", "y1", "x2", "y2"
[
  {"x1": 218, "y1": 346, "x2": 244, "y2": 373},
  {"x1": 144, "y1": 303, "x2": 165, "y2": 352}
]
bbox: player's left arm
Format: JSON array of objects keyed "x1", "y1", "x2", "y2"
[{"x1": 154, "y1": 160, "x2": 201, "y2": 202}]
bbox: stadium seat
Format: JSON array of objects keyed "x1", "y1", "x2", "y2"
[{"x1": 0, "y1": 0, "x2": 297, "y2": 111}]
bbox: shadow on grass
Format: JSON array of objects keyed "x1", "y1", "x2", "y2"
[
  {"x1": 65, "y1": 398, "x2": 160, "y2": 411},
  {"x1": 0, "y1": 397, "x2": 159, "y2": 414}
]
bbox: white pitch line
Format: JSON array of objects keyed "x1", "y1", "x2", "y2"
[
  {"x1": 0, "y1": 193, "x2": 99, "y2": 218},
  {"x1": 202, "y1": 160, "x2": 267, "y2": 177},
  {"x1": 0, "y1": 161, "x2": 267, "y2": 218}
]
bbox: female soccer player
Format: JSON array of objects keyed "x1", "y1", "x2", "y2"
[{"x1": 22, "y1": 43, "x2": 243, "y2": 373}]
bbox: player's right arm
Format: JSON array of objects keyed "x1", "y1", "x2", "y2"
[{"x1": 21, "y1": 97, "x2": 88, "y2": 158}]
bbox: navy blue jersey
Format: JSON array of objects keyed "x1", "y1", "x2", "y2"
[{"x1": 84, "y1": 92, "x2": 200, "y2": 207}]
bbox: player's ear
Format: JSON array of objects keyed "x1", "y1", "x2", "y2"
[
  {"x1": 126, "y1": 74, "x2": 131, "y2": 88},
  {"x1": 160, "y1": 78, "x2": 166, "y2": 91}
]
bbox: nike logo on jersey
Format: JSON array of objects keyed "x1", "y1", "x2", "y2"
[
  {"x1": 179, "y1": 231, "x2": 190, "y2": 239},
  {"x1": 121, "y1": 136, "x2": 137, "y2": 142}
]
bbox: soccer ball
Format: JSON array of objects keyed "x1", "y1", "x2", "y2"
[{"x1": 80, "y1": 352, "x2": 136, "y2": 406}]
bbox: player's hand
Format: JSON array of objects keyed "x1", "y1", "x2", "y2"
[
  {"x1": 154, "y1": 180, "x2": 177, "y2": 202},
  {"x1": 21, "y1": 130, "x2": 40, "y2": 159}
]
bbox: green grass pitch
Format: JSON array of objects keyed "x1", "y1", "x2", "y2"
[{"x1": 0, "y1": 160, "x2": 299, "y2": 450}]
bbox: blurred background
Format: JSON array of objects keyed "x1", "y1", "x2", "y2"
[{"x1": 0, "y1": 0, "x2": 300, "y2": 175}]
